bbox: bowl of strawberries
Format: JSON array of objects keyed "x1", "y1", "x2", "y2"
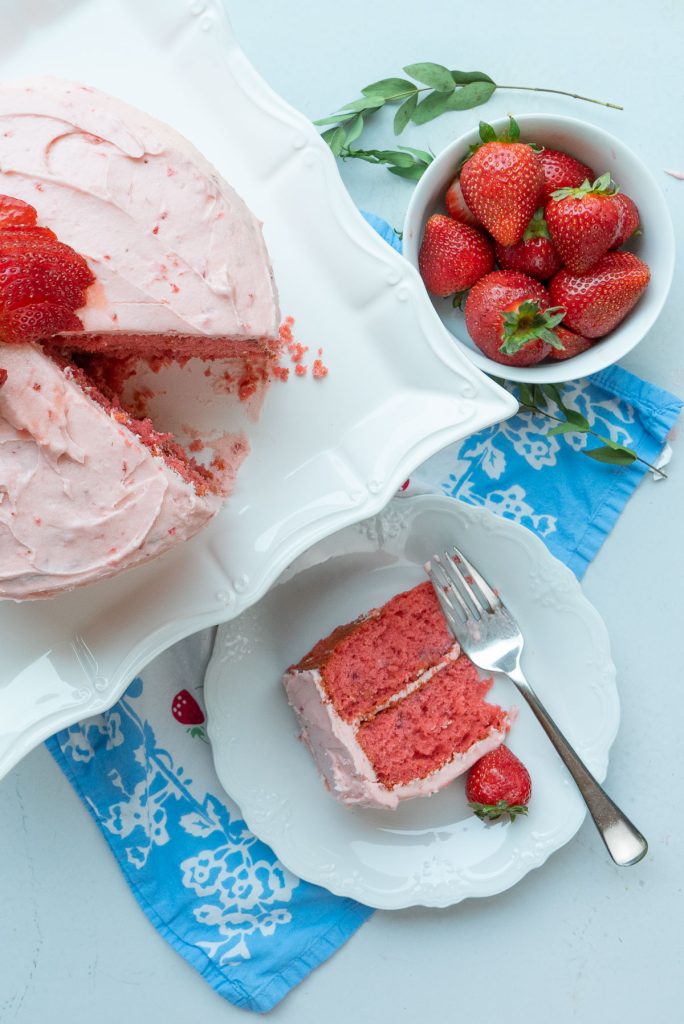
[{"x1": 403, "y1": 114, "x2": 674, "y2": 382}]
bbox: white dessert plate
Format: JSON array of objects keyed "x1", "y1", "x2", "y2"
[
  {"x1": 205, "y1": 495, "x2": 620, "y2": 910},
  {"x1": 0, "y1": 1, "x2": 515, "y2": 779}
]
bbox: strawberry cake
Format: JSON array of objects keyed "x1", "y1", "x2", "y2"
[
  {"x1": 0, "y1": 78, "x2": 280, "y2": 600},
  {"x1": 283, "y1": 582, "x2": 513, "y2": 809}
]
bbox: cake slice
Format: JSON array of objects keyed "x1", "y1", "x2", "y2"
[
  {"x1": 283, "y1": 582, "x2": 513, "y2": 809},
  {"x1": 0, "y1": 77, "x2": 279, "y2": 357}
]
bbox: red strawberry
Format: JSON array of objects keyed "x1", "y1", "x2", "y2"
[
  {"x1": 171, "y1": 689, "x2": 205, "y2": 726},
  {"x1": 546, "y1": 325, "x2": 593, "y2": 361},
  {"x1": 418, "y1": 214, "x2": 494, "y2": 297},
  {"x1": 0, "y1": 196, "x2": 94, "y2": 344},
  {"x1": 444, "y1": 176, "x2": 478, "y2": 226},
  {"x1": 460, "y1": 117, "x2": 544, "y2": 247},
  {"x1": 610, "y1": 193, "x2": 640, "y2": 248},
  {"x1": 464, "y1": 270, "x2": 565, "y2": 366},
  {"x1": 466, "y1": 745, "x2": 531, "y2": 821},
  {"x1": 0, "y1": 368, "x2": 6, "y2": 388},
  {"x1": 538, "y1": 149, "x2": 595, "y2": 201},
  {"x1": 545, "y1": 172, "x2": 621, "y2": 273},
  {"x1": 549, "y1": 251, "x2": 650, "y2": 338},
  {"x1": 0, "y1": 195, "x2": 39, "y2": 229},
  {"x1": 494, "y1": 208, "x2": 562, "y2": 281}
]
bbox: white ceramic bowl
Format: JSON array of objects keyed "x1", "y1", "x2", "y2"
[{"x1": 403, "y1": 113, "x2": 675, "y2": 383}]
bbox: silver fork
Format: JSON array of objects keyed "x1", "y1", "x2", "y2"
[{"x1": 428, "y1": 546, "x2": 648, "y2": 867}]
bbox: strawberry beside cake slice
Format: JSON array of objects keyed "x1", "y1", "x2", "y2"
[
  {"x1": 0, "y1": 77, "x2": 279, "y2": 357},
  {"x1": 283, "y1": 582, "x2": 513, "y2": 809}
]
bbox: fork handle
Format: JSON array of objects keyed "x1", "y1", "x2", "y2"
[{"x1": 508, "y1": 665, "x2": 648, "y2": 867}]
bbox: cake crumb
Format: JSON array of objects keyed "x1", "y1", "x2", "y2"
[
  {"x1": 188, "y1": 438, "x2": 204, "y2": 453},
  {"x1": 295, "y1": 363, "x2": 307, "y2": 377},
  {"x1": 312, "y1": 359, "x2": 328, "y2": 380},
  {"x1": 272, "y1": 365, "x2": 290, "y2": 382}
]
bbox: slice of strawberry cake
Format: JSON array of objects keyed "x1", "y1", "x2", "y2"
[
  {"x1": 283, "y1": 581, "x2": 513, "y2": 809},
  {"x1": 0, "y1": 78, "x2": 280, "y2": 600}
]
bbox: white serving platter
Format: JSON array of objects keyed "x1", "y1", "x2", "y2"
[
  {"x1": 0, "y1": 0, "x2": 515, "y2": 780},
  {"x1": 205, "y1": 495, "x2": 620, "y2": 909}
]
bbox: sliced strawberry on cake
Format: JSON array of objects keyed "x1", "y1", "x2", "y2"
[{"x1": 283, "y1": 581, "x2": 513, "y2": 809}]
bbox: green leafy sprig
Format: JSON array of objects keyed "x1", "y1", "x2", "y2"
[
  {"x1": 513, "y1": 382, "x2": 667, "y2": 478},
  {"x1": 315, "y1": 62, "x2": 622, "y2": 175}
]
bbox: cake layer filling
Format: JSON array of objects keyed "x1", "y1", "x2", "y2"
[
  {"x1": 356, "y1": 654, "x2": 509, "y2": 788},
  {"x1": 294, "y1": 581, "x2": 455, "y2": 721}
]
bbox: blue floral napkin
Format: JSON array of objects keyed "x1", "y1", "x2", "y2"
[{"x1": 46, "y1": 217, "x2": 681, "y2": 1013}]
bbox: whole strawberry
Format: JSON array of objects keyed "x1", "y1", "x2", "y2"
[
  {"x1": 610, "y1": 193, "x2": 640, "y2": 248},
  {"x1": 545, "y1": 172, "x2": 621, "y2": 273},
  {"x1": 538, "y1": 148, "x2": 595, "y2": 201},
  {"x1": 494, "y1": 208, "x2": 562, "y2": 281},
  {"x1": 460, "y1": 117, "x2": 544, "y2": 247},
  {"x1": 549, "y1": 251, "x2": 650, "y2": 338},
  {"x1": 466, "y1": 745, "x2": 531, "y2": 821},
  {"x1": 418, "y1": 214, "x2": 494, "y2": 297},
  {"x1": 464, "y1": 270, "x2": 565, "y2": 366},
  {"x1": 444, "y1": 176, "x2": 478, "y2": 226},
  {"x1": 546, "y1": 325, "x2": 593, "y2": 361}
]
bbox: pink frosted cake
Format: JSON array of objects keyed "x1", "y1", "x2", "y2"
[
  {"x1": 0, "y1": 78, "x2": 280, "y2": 600},
  {"x1": 283, "y1": 582, "x2": 513, "y2": 810}
]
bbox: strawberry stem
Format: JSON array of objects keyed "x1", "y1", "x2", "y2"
[{"x1": 496, "y1": 85, "x2": 623, "y2": 110}]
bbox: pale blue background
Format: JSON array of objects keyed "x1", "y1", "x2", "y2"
[{"x1": 1, "y1": 1, "x2": 683, "y2": 1021}]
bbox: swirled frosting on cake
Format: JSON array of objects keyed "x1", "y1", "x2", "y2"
[
  {"x1": 0, "y1": 77, "x2": 279, "y2": 349},
  {"x1": 0, "y1": 343, "x2": 223, "y2": 600}
]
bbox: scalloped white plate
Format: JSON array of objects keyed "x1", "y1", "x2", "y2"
[
  {"x1": 205, "y1": 495, "x2": 620, "y2": 909},
  {"x1": 0, "y1": 2, "x2": 515, "y2": 779}
]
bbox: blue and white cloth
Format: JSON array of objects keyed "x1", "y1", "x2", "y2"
[{"x1": 46, "y1": 218, "x2": 682, "y2": 1013}]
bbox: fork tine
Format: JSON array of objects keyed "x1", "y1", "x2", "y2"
[
  {"x1": 449, "y1": 545, "x2": 501, "y2": 613},
  {"x1": 428, "y1": 558, "x2": 469, "y2": 623},
  {"x1": 439, "y1": 551, "x2": 484, "y2": 619}
]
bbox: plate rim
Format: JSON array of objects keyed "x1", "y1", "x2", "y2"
[{"x1": 205, "y1": 493, "x2": 620, "y2": 910}]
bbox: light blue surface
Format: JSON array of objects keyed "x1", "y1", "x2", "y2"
[
  {"x1": 3, "y1": 2, "x2": 684, "y2": 1021},
  {"x1": 41, "y1": 217, "x2": 680, "y2": 1012}
]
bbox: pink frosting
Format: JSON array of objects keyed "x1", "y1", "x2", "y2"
[
  {"x1": 0, "y1": 77, "x2": 279, "y2": 342},
  {"x1": 283, "y1": 653, "x2": 514, "y2": 811},
  {"x1": 0, "y1": 344, "x2": 222, "y2": 600}
]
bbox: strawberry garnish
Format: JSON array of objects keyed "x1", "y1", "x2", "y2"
[
  {"x1": 545, "y1": 172, "x2": 622, "y2": 273},
  {"x1": 549, "y1": 251, "x2": 650, "y2": 338},
  {"x1": 444, "y1": 176, "x2": 478, "y2": 226},
  {"x1": 494, "y1": 208, "x2": 562, "y2": 281},
  {"x1": 418, "y1": 213, "x2": 494, "y2": 297},
  {"x1": 0, "y1": 368, "x2": 6, "y2": 388},
  {"x1": 538, "y1": 149, "x2": 595, "y2": 201},
  {"x1": 610, "y1": 193, "x2": 640, "y2": 248},
  {"x1": 0, "y1": 195, "x2": 94, "y2": 345},
  {"x1": 546, "y1": 325, "x2": 593, "y2": 361},
  {"x1": 466, "y1": 745, "x2": 531, "y2": 822},
  {"x1": 464, "y1": 269, "x2": 565, "y2": 366},
  {"x1": 460, "y1": 117, "x2": 544, "y2": 247}
]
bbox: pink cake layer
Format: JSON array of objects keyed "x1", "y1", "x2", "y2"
[
  {"x1": 294, "y1": 581, "x2": 455, "y2": 721},
  {"x1": 60, "y1": 333, "x2": 278, "y2": 360}
]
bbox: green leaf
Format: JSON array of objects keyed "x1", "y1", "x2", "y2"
[
  {"x1": 362, "y1": 77, "x2": 417, "y2": 101},
  {"x1": 388, "y1": 163, "x2": 428, "y2": 180},
  {"x1": 340, "y1": 96, "x2": 386, "y2": 113},
  {"x1": 479, "y1": 121, "x2": 497, "y2": 143},
  {"x1": 313, "y1": 111, "x2": 358, "y2": 126},
  {"x1": 403, "y1": 61, "x2": 456, "y2": 91},
  {"x1": 548, "y1": 421, "x2": 582, "y2": 436},
  {"x1": 506, "y1": 115, "x2": 521, "y2": 141},
  {"x1": 393, "y1": 92, "x2": 418, "y2": 135},
  {"x1": 541, "y1": 383, "x2": 567, "y2": 409},
  {"x1": 531, "y1": 384, "x2": 547, "y2": 408},
  {"x1": 518, "y1": 382, "x2": 535, "y2": 407},
  {"x1": 451, "y1": 70, "x2": 496, "y2": 85},
  {"x1": 563, "y1": 408, "x2": 590, "y2": 430},
  {"x1": 345, "y1": 113, "x2": 364, "y2": 146},
  {"x1": 582, "y1": 446, "x2": 637, "y2": 466},
  {"x1": 412, "y1": 89, "x2": 454, "y2": 125},
  {"x1": 446, "y1": 80, "x2": 496, "y2": 110},
  {"x1": 321, "y1": 125, "x2": 347, "y2": 156},
  {"x1": 397, "y1": 144, "x2": 433, "y2": 164}
]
